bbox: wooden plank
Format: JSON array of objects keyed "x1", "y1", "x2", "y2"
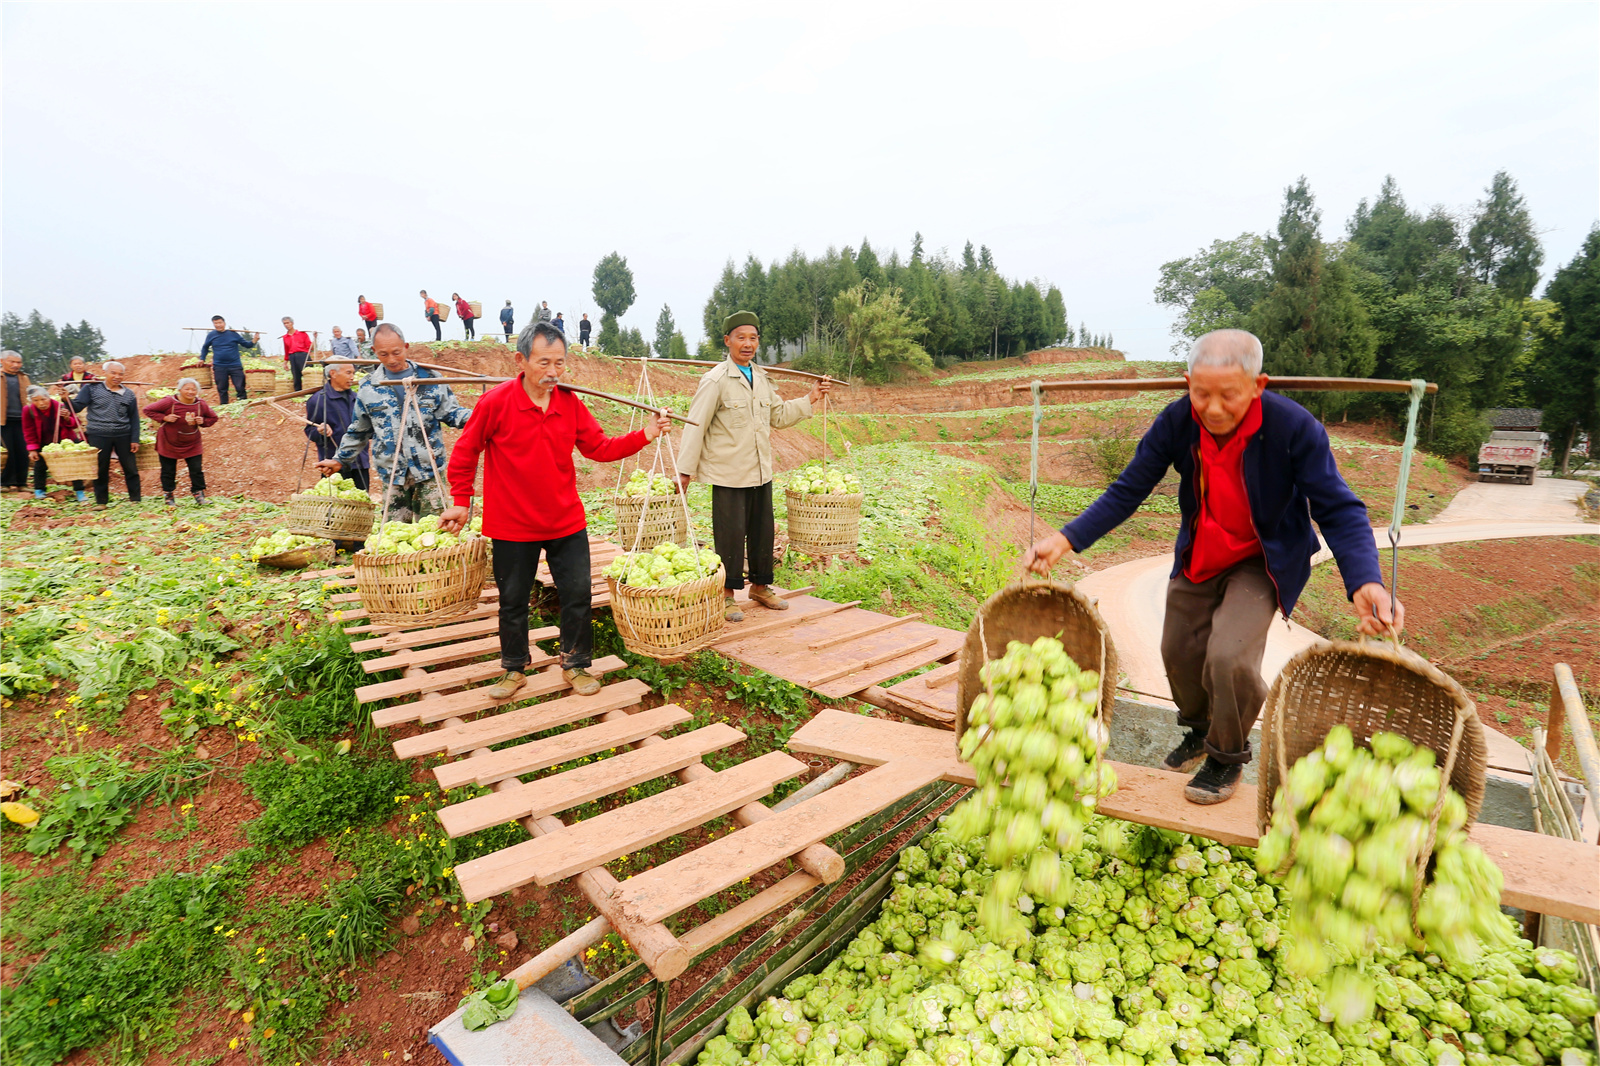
[
  {"x1": 611, "y1": 758, "x2": 947, "y2": 925},
  {"x1": 298, "y1": 565, "x2": 355, "y2": 581},
  {"x1": 711, "y1": 600, "x2": 862, "y2": 646},
  {"x1": 786, "y1": 709, "x2": 1600, "y2": 925},
  {"x1": 803, "y1": 637, "x2": 938, "y2": 687},
  {"x1": 807, "y1": 613, "x2": 922, "y2": 651},
  {"x1": 356, "y1": 653, "x2": 553, "y2": 704},
  {"x1": 872, "y1": 686, "x2": 956, "y2": 727},
  {"x1": 453, "y1": 751, "x2": 806, "y2": 900},
  {"x1": 431, "y1": 701, "x2": 691, "y2": 790},
  {"x1": 371, "y1": 656, "x2": 627, "y2": 728},
  {"x1": 361, "y1": 626, "x2": 559, "y2": 674},
  {"x1": 436, "y1": 722, "x2": 746, "y2": 836},
  {"x1": 349, "y1": 615, "x2": 503, "y2": 653},
  {"x1": 394, "y1": 679, "x2": 650, "y2": 760},
  {"x1": 343, "y1": 601, "x2": 498, "y2": 634},
  {"x1": 920, "y1": 662, "x2": 959, "y2": 688},
  {"x1": 716, "y1": 608, "x2": 965, "y2": 699},
  {"x1": 679, "y1": 870, "x2": 821, "y2": 956}
]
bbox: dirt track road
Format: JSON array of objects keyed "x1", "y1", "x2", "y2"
[
  {"x1": 1431, "y1": 473, "x2": 1590, "y2": 523},
  {"x1": 1076, "y1": 518, "x2": 1597, "y2": 706}
]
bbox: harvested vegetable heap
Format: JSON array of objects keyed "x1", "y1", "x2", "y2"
[
  {"x1": 604, "y1": 540, "x2": 720, "y2": 589},
  {"x1": 307, "y1": 473, "x2": 373, "y2": 501},
  {"x1": 944, "y1": 637, "x2": 1114, "y2": 944},
  {"x1": 621, "y1": 469, "x2": 679, "y2": 497},
  {"x1": 788, "y1": 461, "x2": 862, "y2": 496},
  {"x1": 698, "y1": 818, "x2": 1597, "y2": 1066},
  {"x1": 249, "y1": 530, "x2": 324, "y2": 561},
  {"x1": 1259, "y1": 726, "x2": 1513, "y2": 1024},
  {"x1": 365, "y1": 514, "x2": 481, "y2": 556},
  {"x1": 40, "y1": 440, "x2": 95, "y2": 455}
]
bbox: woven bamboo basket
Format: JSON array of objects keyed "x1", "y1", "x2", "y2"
[
  {"x1": 956, "y1": 580, "x2": 1120, "y2": 740},
  {"x1": 606, "y1": 565, "x2": 727, "y2": 660},
  {"x1": 784, "y1": 489, "x2": 863, "y2": 556},
  {"x1": 244, "y1": 368, "x2": 276, "y2": 397},
  {"x1": 372, "y1": 303, "x2": 384, "y2": 320},
  {"x1": 302, "y1": 365, "x2": 323, "y2": 390},
  {"x1": 257, "y1": 540, "x2": 336, "y2": 571},
  {"x1": 468, "y1": 301, "x2": 482, "y2": 319},
  {"x1": 44, "y1": 448, "x2": 97, "y2": 483},
  {"x1": 183, "y1": 363, "x2": 213, "y2": 390},
  {"x1": 134, "y1": 444, "x2": 160, "y2": 476},
  {"x1": 284, "y1": 491, "x2": 376, "y2": 541},
  {"x1": 352, "y1": 535, "x2": 489, "y2": 625},
  {"x1": 1258, "y1": 640, "x2": 1486, "y2": 831},
  {"x1": 613, "y1": 495, "x2": 690, "y2": 550}
]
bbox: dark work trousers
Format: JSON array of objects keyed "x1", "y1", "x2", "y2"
[
  {"x1": 159, "y1": 454, "x2": 206, "y2": 494},
  {"x1": 363, "y1": 317, "x2": 377, "y2": 336},
  {"x1": 429, "y1": 313, "x2": 442, "y2": 341},
  {"x1": 1, "y1": 421, "x2": 26, "y2": 486},
  {"x1": 215, "y1": 365, "x2": 247, "y2": 404},
  {"x1": 463, "y1": 317, "x2": 475, "y2": 340},
  {"x1": 493, "y1": 531, "x2": 593, "y2": 673},
  {"x1": 579, "y1": 330, "x2": 591, "y2": 347},
  {"x1": 1159, "y1": 555, "x2": 1278, "y2": 765},
  {"x1": 31, "y1": 458, "x2": 83, "y2": 493},
  {"x1": 503, "y1": 322, "x2": 514, "y2": 340},
  {"x1": 88, "y1": 434, "x2": 140, "y2": 504},
  {"x1": 287, "y1": 353, "x2": 309, "y2": 391},
  {"x1": 711, "y1": 482, "x2": 775, "y2": 592}
]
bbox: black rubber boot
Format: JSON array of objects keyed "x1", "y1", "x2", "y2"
[
  {"x1": 1184, "y1": 757, "x2": 1242, "y2": 805},
  {"x1": 1163, "y1": 728, "x2": 1207, "y2": 774}
]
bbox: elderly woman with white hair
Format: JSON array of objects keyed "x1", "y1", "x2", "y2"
[
  {"x1": 143, "y1": 377, "x2": 219, "y2": 506},
  {"x1": 1024, "y1": 328, "x2": 1401, "y2": 806},
  {"x1": 21, "y1": 384, "x2": 87, "y2": 501},
  {"x1": 69, "y1": 360, "x2": 143, "y2": 506}
]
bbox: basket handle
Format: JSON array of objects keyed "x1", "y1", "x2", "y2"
[{"x1": 1411, "y1": 702, "x2": 1468, "y2": 937}]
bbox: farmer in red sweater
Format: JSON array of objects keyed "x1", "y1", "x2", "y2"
[
  {"x1": 442, "y1": 320, "x2": 669, "y2": 700},
  {"x1": 280, "y1": 317, "x2": 314, "y2": 391}
]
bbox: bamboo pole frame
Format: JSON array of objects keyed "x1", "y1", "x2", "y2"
[
  {"x1": 1010, "y1": 375, "x2": 1439, "y2": 395},
  {"x1": 366, "y1": 378, "x2": 701, "y2": 426},
  {"x1": 613, "y1": 356, "x2": 851, "y2": 387}
]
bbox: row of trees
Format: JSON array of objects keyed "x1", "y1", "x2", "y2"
[
  {"x1": 1155, "y1": 172, "x2": 1597, "y2": 464},
  {"x1": 1, "y1": 311, "x2": 107, "y2": 381},
  {"x1": 698, "y1": 236, "x2": 1097, "y2": 368}
]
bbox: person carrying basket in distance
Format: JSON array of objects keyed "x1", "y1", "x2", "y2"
[
  {"x1": 441, "y1": 321, "x2": 670, "y2": 700},
  {"x1": 357, "y1": 295, "x2": 378, "y2": 338},
  {"x1": 199, "y1": 315, "x2": 258, "y2": 404},
  {"x1": 675, "y1": 310, "x2": 830, "y2": 623},
  {"x1": 22, "y1": 384, "x2": 87, "y2": 501},
  {"x1": 315, "y1": 323, "x2": 469, "y2": 521},
  {"x1": 1023, "y1": 328, "x2": 1403, "y2": 806}
]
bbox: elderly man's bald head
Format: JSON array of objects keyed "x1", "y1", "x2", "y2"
[{"x1": 1188, "y1": 329, "x2": 1263, "y2": 377}]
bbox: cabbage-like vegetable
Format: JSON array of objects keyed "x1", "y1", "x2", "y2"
[
  {"x1": 785, "y1": 461, "x2": 862, "y2": 497},
  {"x1": 603, "y1": 540, "x2": 721, "y2": 589}
]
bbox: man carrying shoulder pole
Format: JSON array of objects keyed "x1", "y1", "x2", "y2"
[
  {"x1": 1023, "y1": 329, "x2": 1401, "y2": 806},
  {"x1": 442, "y1": 321, "x2": 668, "y2": 700},
  {"x1": 675, "y1": 310, "x2": 830, "y2": 622}
]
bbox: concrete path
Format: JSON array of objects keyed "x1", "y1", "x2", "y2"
[{"x1": 1433, "y1": 473, "x2": 1589, "y2": 524}]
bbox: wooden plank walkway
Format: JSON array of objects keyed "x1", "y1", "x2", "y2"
[{"x1": 787, "y1": 708, "x2": 1600, "y2": 926}]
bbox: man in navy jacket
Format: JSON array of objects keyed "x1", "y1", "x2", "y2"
[{"x1": 1024, "y1": 329, "x2": 1402, "y2": 805}]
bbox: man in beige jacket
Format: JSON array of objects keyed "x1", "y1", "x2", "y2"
[{"x1": 677, "y1": 311, "x2": 831, "y2": 621}]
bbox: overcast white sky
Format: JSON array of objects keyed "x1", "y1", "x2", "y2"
[{"x1": 4, "y1": 1, "x2": 1596, "y2": 361}]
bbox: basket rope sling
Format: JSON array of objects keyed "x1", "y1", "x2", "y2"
[
  {"x1": 352, "y1": 378, "x2": 488, "y2": 625},
  {"x1": 956, "y1": 380, "x2": 1120, "y2": 743},
  {"x1": 785, "y1": 389, "x2": 864, "y2": 556},
  {"x1": 1258, "y1": 378, "x2": 1485, "y2": 938},
  {"x1": 43, "y1": 402, "x2": 95, "y2": 483},
  {"x1": 610, "y1": 361, "x2": 688, "y2": 549},
  {"x1": 605, "y1": 363, "x2": 726, "y2": 660}
]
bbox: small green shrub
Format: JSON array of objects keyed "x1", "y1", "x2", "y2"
[
  {"x1": 243, "y1": 752, "x2": 412, "y2": 849},
  {"x1": 253, "y1": 626, "x2": 367, "y2": 739}
]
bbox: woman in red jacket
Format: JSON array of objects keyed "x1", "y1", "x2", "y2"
[
  {"x1": 143, "y1": 377, "x2": 219, "y2": 506},
  {"x1": 21, "y1": 385, "x2": 87, "y2": 501},
  {"x1": 453, "y1": 293, "x2": 476, "y2": 340},
  {"x1": 358, "y1": 295, "x2": 378, "y2": 336}
]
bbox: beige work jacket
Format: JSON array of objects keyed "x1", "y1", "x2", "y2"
[{"x1": 676, "y1": 358, "x2": 812, "y2": 488}]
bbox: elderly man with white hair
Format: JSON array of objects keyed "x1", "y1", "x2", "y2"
[
  {"x1": 69, "y1": 360, "x2": 143, "y2": 506},
  {"x1": 1, "y1": 350, "x2": 30, "y2": 490},
  {"x1": 1024, "y1": 328, "x2": 1399, "y2": 806}
]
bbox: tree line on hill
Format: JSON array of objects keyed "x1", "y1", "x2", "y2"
[
  {"x1": 1156, "y1": 171, "x2": 1599, "y2": 466},
  {"x1": 1, "y1": 311, "x2": 108, "y2": 381}
]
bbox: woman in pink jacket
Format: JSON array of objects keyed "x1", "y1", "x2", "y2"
[
  {"x1": 21, "y1": 385, "x2": 87, "y2": 501},
  {"x1": 142, "y1": 377, "x2": 219, "y2": 506}
]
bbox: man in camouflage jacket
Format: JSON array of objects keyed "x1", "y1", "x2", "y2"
[{"x1": 316, "y1": 324, "x2": 470, "y2": 521}]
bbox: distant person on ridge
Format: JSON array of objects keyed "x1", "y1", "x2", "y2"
[
  {"x1": 59, "y1": 357, "x2": 97, "y2": 383},
  {"x1": 454, "y1": 293, "x2": 475, "y2": 340},
  {"x1": 500, "y1": 300, "x2": 515, "y2": 341},
  {"x1": 537, "y1": 301, "x2": 552, "y2": 323},
  {"x1": 553, "y1": 312, "x2": 565, "y2": 335},
  {"x1": 421, "y1": 290, "x2": 443, "y2": 341},
  {"x1": 329, "y1": 326, "x2": 358, "y2": 360},
  {"x1": 199, "y1": 315, "x2": 259, "y2": 404},
  {"x1": 1022, "y1": 328, "x2": 1402, "y2": 806},
  {"x1": 441, "y1": 321, "x2": 669, "y2": 701},
  {"x1": 676, "y1": 310, "x2": 830, "y2": 622},
  {"x1": 280, "y1": 316, "x2": 313, "y2": 390},
  {"x1": 355, "y1": 328, "x2": 372, "y2": 357},
  {"x1": 358, "y1": 295, "x2": 378, "y2": 337},
  {"x1": 316, "y1": 323, "x2": 468, "y2": 521},
  {"x1": 578, "y1": 313, "x2": 591, "y2": 347}
]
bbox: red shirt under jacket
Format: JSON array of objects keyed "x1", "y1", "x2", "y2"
[
  {"x1": 1184, "y1": 395, "x2": 1264, "y2": 584},
  {"x1": 448, "y1": 376, "x2": 648, "y2": 542}
]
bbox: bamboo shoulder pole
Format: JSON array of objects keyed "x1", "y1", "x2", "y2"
[
  {"x1": 1011, "y1": 376, "x2": 1438, "y2": 395},
  {"x1": 308, "y1": 357, "x2": 496, "y2": 378},
  {"x1": 365, "y1": 377, "x2": 702, "y2": 426},
  {"x1": 614, "y1": 356, "x2": 851, "y2": 387}
]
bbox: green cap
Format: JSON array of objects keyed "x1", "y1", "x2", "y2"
[{"x1": 722, "y1": 310, "x2": 760, "y2": 335}]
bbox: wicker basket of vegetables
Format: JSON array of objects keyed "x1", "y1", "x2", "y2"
[
  {"x1": 613, "y1": 470, "x2": 689, "y2": 550},
  {"x1": 285, "y1": 475, "x2": 376, "y2": 540},
  {"x1": 784, "y1": 462, "x2": 863, "y2": 557},
  {"x1": 604, "y1": 544, "x2": 725, "y2": 660},
  {"x1": 353, "y1": 517, "x2": 489, "y2": 625},
  {"x1": 41, "y1": 440, "x2": 98, "y2": 483},
  {"x1": 182, "y1": 363, "x2": 213, "y2": 390},
  {"x1": 251, "y1": 530, "x2": 336, "y2": 570}
]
